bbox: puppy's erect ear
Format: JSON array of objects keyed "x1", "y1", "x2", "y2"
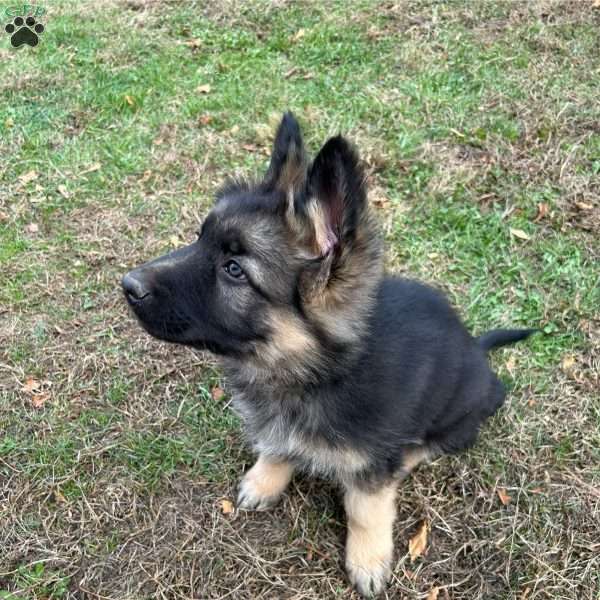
[
  {"x1": 263, "y1": 112, "x2": 308, "y2": 194},
  {"x1": 303, "y1": 135, "x2": 367, "y2": 257}
]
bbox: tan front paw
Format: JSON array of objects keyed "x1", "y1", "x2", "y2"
[
  {"x1": 346, "y1": 543, "x2": 392, "y2": 597},
  {"x1": 236, "y1": 456, "x2": 293, "y2": 511}
]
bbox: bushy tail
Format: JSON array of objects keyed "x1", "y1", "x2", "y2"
[{"x1": 477, "y1": 328, "x2": 538, "y2": 352}]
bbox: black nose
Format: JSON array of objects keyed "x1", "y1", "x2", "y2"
[{"x1": 122, "y1": 270, "x2": 150, "y2": 304}]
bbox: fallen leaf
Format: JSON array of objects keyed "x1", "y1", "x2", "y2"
[
  {"x1": 561, "y1": 355, "x2": 576, "y2": 372},
  {"x1": 0, "y1": 211, "x2": 9, "y2": 222},
  {"x1": 284, "y1": 66, "x2": 299, "y2": 79},
  {"x1": 53, "y1": 488, "x2": 67, "y2": 503},
  {"x1": 31, "y1": 392, "x2": 50, "y2": 408},
  {"x1": 153, "y1": 137, "x2": 164, "y2": 146},
  {"x1": 575, "y1": 201, "x2": 593, "y2": 210},
  {"x1": 220, "y1": 499, "x2": 234, "y2": 514},
  {"x1": 306, "y1": 547, "x2": 313, "y2": 561},
  {"x1": 184, "y1": 38, "x2": 202, "y2": 49},
  {"x1": 408, "y1": 520, "x2": 429, "y2": 562},
  {"x1": 426, "y1": 587, "x2": 440, "y2": 600},
  {"x1": 242, "y1": 143, "x2": 258, "y2": 152},
  {"x1": 229, "y1": 124, "x2": 240, "y2": 135},
  {"x1": 80, "y1": 162, "x2": 101, "y2": 175},
  {"x1": 5, "y1": 117, "x2": 14, "y2": 128},
  {"x1": 520, "y1": 586, "x2": 532, "y2": 600},
  {"x1": 497, "y1": 487, "x2": 512, "y2": 506},
  {"x1": 25, "y1": 223, "x2": 39, "y2": 234},
  {"x1": 19, "y1": 170, "x2": 38, "y2": 184},
  {"x1": 371, "y1": 188, "x2": 391, "y2": 210},
  {"x1": 211, "y1": 386, "x2": 225, "y2": 401},
  {"x1": 23, "y1": 378, "x2": 41, "y2": 393},
  {"x1": 292, "y1": 28, "x2": 306, "y2": 42},
  {"x1": 57, "y1": 184, "x2": 70, "y2": 199},
  {"x1": 124, "y1": 95, "x2": 135, "y2": 106},
  {"x1": 505, "y1": 355, "x2": 517, "y2": 375},
  {"x1": 533, "y1": 202, "x2": 549, "y2": 222},
  {"x1": 169, "y1": 235, "x2": 180, "y2": 247},
  {"x1": 198, "y1": 114, "x2": 212, "y2": 126},
  {"x1": 197, "y1": 84, "x2": 211, "y2": 94},
  {"x1": 510, "y1": 227, "x2": 530, "y2": 241},
  {"x1": 593, "y1": 0, "x2": 600, "y2": 9}
]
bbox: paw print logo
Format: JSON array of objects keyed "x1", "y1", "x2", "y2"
[{"x1": 5, "y1": 16, "x2": 44, "y2": 48}]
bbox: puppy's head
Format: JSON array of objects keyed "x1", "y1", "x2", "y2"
[{"x1": 122, "y1": 113, "x2": 382, "y2": 369}]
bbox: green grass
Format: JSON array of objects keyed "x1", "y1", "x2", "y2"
[{"x1": 1, "y1": 1, "x2": 598, "y2": 598}]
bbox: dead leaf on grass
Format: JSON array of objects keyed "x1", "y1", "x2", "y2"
[
  {"x1": 575, "y1": 201, "x2": 593, "y2": 211},
  {"x1": 497, "y1": 487, "x2": 512, "y2": 506},
  {"x1": 80, "y1": 162, "x2": 101, "y2": 175},
  {"x1": 184, "y1": 38, "x2": 202, "y2": 49},
  {"x1": 533, "y1": 202, "x2": 549, "y2": 222},
  {"x1": 198, "y1": 114, "x2": 212, "y2": 126},
  {"x1": 57, "y1": 184, "x2": 70, "y2": 199},
  {"x1": 31, "y1": 392, "x2": 50, "y2": 409},
  {"x1": 505, "y1": 355, "x2": 517, "y2": 375},
  {"x1": 197, "y1": 84, "x2": 211, "y2": 94},
  {"x1": 284, "y1": 66, "x2": 299, "y2": 79},
  {"x1": 19, "y1": 170, "x2": 38, "y2": 184},
  {"x1": 426, "y1": 587, "x2": 441, "y2": 600},
  {"x1": 211, "y1": 386, "x2": 225, "y2": 401},
  {"x1": 25, "y1": 223, "x2": 39, "y2": 234},
  {"x1": 561, "y1": 355, "x2": 576, "y2": 372},
  {"x1": 291, "y1": 28, "x2": 306, "y2": 42},
  {"x1": 0, "y1": 211, "x2": 8, "y2": 222},
  {"x1": 53, "y1": 488, "x2": 67, "y2": 503},
  {"x1": 510, "y1": 227, "x2": 530, "y2": 241},
  {"x1": 408, "y1": 520, "x2": 429, "y2": 562},
  {"x1": 220, "y1": 499, "x2": 234, "y2": 514},
  {"x1": 23, "y1": 378, "x2": 41, "y2": 393}
]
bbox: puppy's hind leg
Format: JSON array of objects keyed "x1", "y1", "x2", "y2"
[
  {"x1": 344, "y1": 481, "x2": 397, "y2": 597},
  {"x1": 237, "y1": 454, "x2": 294, "y2": 511}
]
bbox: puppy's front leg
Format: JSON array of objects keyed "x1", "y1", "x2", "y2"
[
  {"x1": 344, "y1": 482, "x2": 397, "y2": 597},
  {"x1": 237, "y1": 454, "x2": 294, "y2": 511}
]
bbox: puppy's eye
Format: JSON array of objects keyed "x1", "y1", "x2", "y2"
[{"x1": 223, "y1": 259, "x2": 245, "y2": 280}]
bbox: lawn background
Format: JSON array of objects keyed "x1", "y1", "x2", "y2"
[{"x1": 0, "y1": 1, "x2": 598, "y2": 598}]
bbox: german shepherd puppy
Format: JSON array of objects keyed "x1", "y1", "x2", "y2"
[{"x1": 122, "y1": 113, "x2": 535, "y2": 597}]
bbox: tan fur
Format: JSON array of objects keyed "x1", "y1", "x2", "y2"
[
  {"x1": 254, "y1": 429, "x2": 370, "y2": 480},
  {"x1": 305, "y1": 200, "x2": 332, "y2": 255},
  {"x1": 243, "y1": 309, "x2": 321, "y2": 384},
  {"x1": 275, "y1": 140, "x2": 306, "y2": 193},
  {"x1": 344, "y1": 482, "x2": 397, "y2": 596},
  {"x1": 401, "y1": 445, "x2": 431, "y2": 474},
  {"x1": 266, "y1": 309, "x2": 317, "y2": 359},
  {"x1": 237, "y1": 455, "x2": 294, "y2": 511},
  {"x1": 303, "y1": 214, "x2": 383, "y2": 345}
]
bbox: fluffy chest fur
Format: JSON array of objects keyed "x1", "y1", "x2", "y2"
[{"x1": 231, "y1": 386, "x2": 370, "y2": 481}]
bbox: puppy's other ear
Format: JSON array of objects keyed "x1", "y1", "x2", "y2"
[
  {"x1": 263, "y1": 112, "x2": 308, "y2": 194},
  {"x1": 304, "y1": 135, "x2": 367, "y2": 256}
]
